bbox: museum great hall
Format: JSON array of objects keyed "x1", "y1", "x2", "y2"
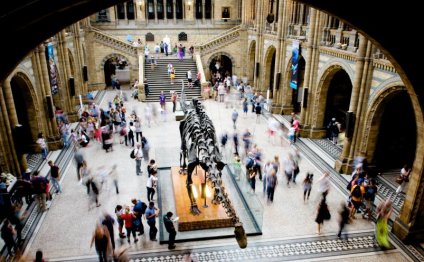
[{"x1": 0, "y1": 0, "x2": 423, "y2": 261}]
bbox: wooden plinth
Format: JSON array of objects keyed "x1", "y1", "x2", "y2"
[{"x1": 171, "y1": 166, "x2": 233, "y2": 231}]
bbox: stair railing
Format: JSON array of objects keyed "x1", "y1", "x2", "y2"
[
  {"x1": 89, "y1": 27, "x2": 138, "y2": 57},
  {"x1": 194, "y1": 53, "x2": 209, "y2": 99},
  {"x1": 195, "y1": 25, "x2": 242, "y2": 55}
]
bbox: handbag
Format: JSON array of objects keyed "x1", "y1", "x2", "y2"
[{"x1": 395, "y1": 176, "x2": 403, "y2": 184}]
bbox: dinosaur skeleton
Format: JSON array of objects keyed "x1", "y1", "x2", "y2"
[{"x1": 179, "y1": 98, "x2": 242, "y2": 224}]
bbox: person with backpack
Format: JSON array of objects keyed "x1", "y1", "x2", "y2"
[
  {"x1": 127, "y1": 122, "x2": 135, "y2": 147},
  {"x1": 350, "y1": 182, "x2": 365, "y2": 219},
  {"x1": 31, "y1": 171, "x2": 49, "y2": 212},
  {"x1": 131, "y1": 198, "x2": 147, "y2": 236},
  {"x1": 363, "y1": 178, "x2": 377, "y2": 220},
  {"x1": 48, "y1": 160, "x2": 61, "y2": 194}
]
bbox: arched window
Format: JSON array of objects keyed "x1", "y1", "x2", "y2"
[
  {"x1": 148, "y1": 0, "x2": 155, "y2": 19},
  {"x1": 127, "y1": 1, "x2": 135, "y2": 20},
  {"x1": 176, "y1": 0, "x2": 183, "y2": 19},
  {"x1": 196, "y1": 0, "x2": 202, "y2": 19},
  {"x1": 178, "y1": 32, "x2": 187, "y2": 41},
  {"x1": 166, "y1": 0, "x2": 173, "y2": 19},
  {"x1": 117, "y1": 3, "x2": 125, "y2": 19},
  {"x1": 205, "y1": 0, "x2": 212, "y2": 19},
  {"x1": 157, "y1": 0, "x2": 164, "y2": 19}
]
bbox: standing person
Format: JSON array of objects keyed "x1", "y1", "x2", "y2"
[
  {"x1": 233, "y1": 154, "x2": 242, "y2": 180},
  {"x1": 249, "y1": 166, "x2": 257, "y2": 193},
  {"x1": 128, "y1": 122, "x2": 135, "y2": 147},
  {"x1": 90, "y1": 224, "x2": 112, "y2": 262},
  {"x1": 120, "y1": 206, "x2": 139, "y2": 243},
  {"x1": 115, "y1": 205, "x2": 126, "y2": 239},
  {"x1": 349, "y1": 182, "x2": 365, "y2": 219},
  {"x1": 167, "y1": 63, "x2": 173, "y2": 76},
  {"x1": 170, "y1": 67, "x2": 176, "y2": 84},
  {"x1": 303, "y1": 173, "x2": 313, "y2": 202},
  {"x1": 134, "y1": 119, "x2": 142, "y2": 143},
  {"x1": 34, "y1": 250, "x2": 46, "y2": 262},
  {"x1": 1, "y1": 220, "x2": 17, "y2": 256},
  {"x1": 132, "y1": 198, "x2": 146, "y2": 236},
  {"x1": 171, "y1": 91, "x2": 177, "y2": 113},
  {"x1": 37, "y1": 132, "x2": 48, "y2": 160},
  {"x1": 363, "y1": 178, "x2": 377, "y2": 220},
  {"x1": 87, "y1": 177, "x2": 101, "y2": 208},
  {"x1": 60, "y1": 122, "x2": 70, "y2": 148},
  {"x1": 186, "y1": 69, "x2": 193, "y2": 88},
  {"x1": 255, "y1": 103, "x2": 262, "y2": 123},
  {"x1": 396, "y1": 164, "x2": 411, "y2": 194},
  {"x1": 146, "y1": 170, "x2": 158, "y2": 202},
  {"x1": 48, "y1": 160, "x2": 62, "y2": 194},
  {"x1": 102, "y1": 214, "x2": 116, "y2": 250},
  {"x1": 315, "y1": 195, "x2": 331, "y2": 235},
  {"x1": 134, "y1": 143, "x2": 143, "y2": 176},
  {"x1": 145, "y1": 202, "x2": 160, "y2": 241},
  {"x1": 74, "y1": 148, "x2": 85, "y2": 181},
  {"x1": 163, "y1": 212, "x2": 177, "y2": 250},
  {"x1": 231, "y1": 109, "x2": 239, "y2": 130},
  {"x1": 376, "y1": 199, "x2": 393, "y2": 249},
  {"x1": 317, "y1": 172, "x2": 331, "y2": 196},
  {"x1": 147, "y1": 159, "x2": 157, "y2": 177},
  {"x1": 242, "y1": 98, "x2": 248, "y2": 116},
  {"x1": 31, "y1": 171, "x2": 49, "y2": 212},
  {"x1": 266, "y1": 170, "x2": 278, "y2": 203},
  {"x1": 292, "y1": 117, "x2": 300, "y2": 143},
  {"x1": 159, "y1": 91, "x2": 166, "y2": 111},
  {"x1": 327, "y1": 118, "x2": 340, "y2": 144},
  {"x1": 141, "y1": 136, "x2": 150, "y2": 161},
  {"x1": 337, "y1": 202, "x2": 350, "y2": 239}
]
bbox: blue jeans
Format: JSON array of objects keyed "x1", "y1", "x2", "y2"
[
  {"x1": 136, "y1": 159, "x2": 142, "y2": 175},
  {"x1": 41, "y1": 148, "x2": 48, "y2": 160},
  {"x1": 51, "y1": 177, "x2": 61, "y2": 193}
]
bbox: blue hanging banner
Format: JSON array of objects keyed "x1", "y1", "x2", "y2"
[
  {"x1": 45, "y1": 43, "x2": 59, "y2": 95},
  {"x1": 290, "y1": 40, "x2": 300, "y2": 90}
]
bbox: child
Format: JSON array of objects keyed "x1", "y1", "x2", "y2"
[{"x1": 233, "y1": 154, "x2": 241, "y2": 180}]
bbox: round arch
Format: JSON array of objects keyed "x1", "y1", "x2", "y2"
[
  {"x1": 206, "y1": 52, "x2": 235, "y2": 81},
  {"x1": 263, "y1": 45, "x2": 276, "y2": 96},
  {"x1": 247, "y1": 40, "x2": 256, "y2": 83},
  {"x1": 362, "y1": 84, "x2": 416, "y2": 169},
  {"x1": 10, "y1": 71, "x2": 41, "y2": 152},
  {"x1": 101, "y1": 53, "x2": 132, "y2": 87},
  {"x1": 312, "y1": 63, "x2": 353, "y2": 129}
]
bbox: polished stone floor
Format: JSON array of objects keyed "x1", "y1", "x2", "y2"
[{"x1": 23, "y1": 90, "x2": 414, "y2": 261}]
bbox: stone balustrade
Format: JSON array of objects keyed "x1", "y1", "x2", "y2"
[{"x1": 91, "y1": 27, "x2": 138, "y2": 57}]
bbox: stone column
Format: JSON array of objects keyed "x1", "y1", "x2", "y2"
[
  {"x1": 299, "y1": 8, "x2": 316, "y2": 133},
  {"x1": 173, "y1": 0, "x2": 177, "y2": 23},
  {"x1": 0, "y1": 84, "x2": 21, "y2": 175},
  {"x1": 154, "y1": 0, "x2": 158, "y2": 23},
  {"x1": 253, "y1": 0, "x2": 264, "y2": 91},
  {"x1": 2, "y1": 78, "x2": 26, "y2": 174},
  {"x1": 124, "y1": 2, "x2": 129, "y2": 24},
  {"x1": 137, "y1": 47, "x2": 146, "y2": 101},
  {"x1": 202, "y1": 0, "x2": 206, "y2": 23},
  {"x1": 109, "y1": 7, "x2": 116, "y2": 23},
  {"x1": 163, "y1": 0, "x2": 168, "y2": 23},
  {"x1": 335, "y1": 34, "x2": 367, "y2": 173},
  {"x1": 38, "y1": 44, "x2": 62, "y2": 149},
  {"x1": 56, "y1": 31, "x2": 73, "y2": 115}
]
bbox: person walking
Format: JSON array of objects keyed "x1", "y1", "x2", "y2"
[
  {"x1": 376, "y1": 199, "x2": 393, "y2": 249},
  {"x1": 303, "y1": 173, "x2": 313, "y2": 202},
  {"x1": 90, "y1": 224, "x2": 112, "y2": 262},
  {"x1": 163, "y1": 211, "x2": 177, "y2": 250},
  {"x1": 159, "y1": 91, "x2": 166, "y2": 111},
  {"x1": 31, "y1": 171, "x2": 49, "y2": 212},
  {"x1": 48, "y1": 160, "x2": 62, "y2": 194},
  {"x1": 134, "y1": 119, "x2": 142, "y2": 143},
  {"x1": 171, "y1": 91, "x2": 177, "y2": 113},
  {"x1": 146, "y1": 170, "x2": 158, "y2": 202},
  {"x1": 109, "y1": 164, "x2": 119, "y2": 194},
  {"x1": 37, "y1": 132, "x2": 48, "y2": 160},
  {"x1": 396, "y1": 164, "x2": 411, "y2": 194},
  {"x1": 187, "y1": 69, "x2": 193, "y2": 88},
  {"x1": 337, "y1": 202, "x2": 350, "y2": 239},
  {"x1": 315, "y1": 195, "x2": 331, "y2": 235},
  {"x1": 115, "y1": 205, "x2": 126, "y2": 239},
  {"x1": 1, "y1": 220, "x2": 17, "y2": 256},
  {"x1": 102, "y1": 214, "x2": 116, "y2": 250},
  {"x1": 134, "y1": 143, "x2": 143, "y2": 176},
  {"x1": 74, "y1": 148, "x2": 85, "y2": 181},
  {"x1": 266, "y1": 170, "x2": 278, "y2": 203},
  {"x1": 145, "y1": 201, "x2": 160, "y2": 241},
  {"x1": 231, "y1": 109, "x2": 239, "y2": 130}
]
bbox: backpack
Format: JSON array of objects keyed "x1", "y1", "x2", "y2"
[
  {"x1": 130, "y1": 149, "x2": 136, "y2": 159},
  {"x1": 364, "y1": 186, "x2": 376, "y2": 200},
  {"x1": 246, "y1": 157, "x2": 255, "y2": 169},
  {"x1": 351, "y1": 185, "x2": 362, "y2": 198}
]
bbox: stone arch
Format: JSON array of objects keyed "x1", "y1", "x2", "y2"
[
  {"x1": 361, "y1": 82, "x2": 407, "y2": 163},
  {"x1": 100, "y1": 53, "x2": 132, "y2": 86},
  {"x1": 311, "y1": 62, "x2": 353, "y2": 129},
  {"x1": 206, "y1": 52, "x2": 236, "y2": 80},
  {"x1": 10, "y1": 71, "x2": 42, "y2": 150},
  {"x1": 247, "y1": 40, "x2": 256, "y2": 83},
  {"x1": 263, "y1": 45, "x2": 277, "y2": 95}
]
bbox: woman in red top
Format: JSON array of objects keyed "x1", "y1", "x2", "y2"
[{"x1": 120, "y1": 206, "x2": 138, "y2": 243}]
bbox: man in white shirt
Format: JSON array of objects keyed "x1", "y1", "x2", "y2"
[
  {"x1": 146, "y1": 170, "x2": 158, "y2": 201},
  {"x1": 187, "y1": 70, "x2": 193, "y2": 88},
  {"x1": 135, "y1": 143, "x2": 143, "y2": 175}
]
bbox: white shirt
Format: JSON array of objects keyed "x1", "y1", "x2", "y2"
[
  {"x1": 135, "y1": 148, "x2": 143, "y2": 160},
  {"x1": 37, "y1": 138, "x2": 47, "y2": 149},
  {"x1": 187, "y1": 70, "x2": 192, "y2": 79},
  {"x1": 146, "y1": 175, "x2": 158, "y2": 188}
]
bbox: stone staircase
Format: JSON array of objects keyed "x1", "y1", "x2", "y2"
[{"x1": 144, "y1": 57, "x2": 201, "y2": 102}]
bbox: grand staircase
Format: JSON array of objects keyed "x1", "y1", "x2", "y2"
[{"x1": 144, "y1": 57, "x2": 201, "y2": 102}]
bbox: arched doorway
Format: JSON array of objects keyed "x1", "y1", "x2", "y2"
[
  {"x1": 248, "y1": 41, "x2": 256, "y2": 83},
  {"x1": 264, "y1": 46, "x2": 276, "y2": 98},
  {"x1": 323, "y1": 69, "x2": 352, "y2": 130},
  {"x1": 373, "y1": 90, "x2": 416, "y2": 169},
  {"x1": 10, "y1": 73, "x2": 38, "y2": 154},
  {"x1": 104, "y1": 58, "x2": 117, "y2": 87},
  {"x1": 209, "y1": 54, "x2": 233, "y2": 80}
]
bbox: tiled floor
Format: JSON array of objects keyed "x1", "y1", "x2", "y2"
[{"x1": 23, "y1": 90, "x2": 414, "y2": 261}]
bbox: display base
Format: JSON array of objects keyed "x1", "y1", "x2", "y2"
[{"x1": 171, "y1": 166, "x2": 233, "y2": 231}]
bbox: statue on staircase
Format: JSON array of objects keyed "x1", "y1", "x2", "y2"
[{"x1": 163, "y1": 35, "x2": 171, "y2": 55}]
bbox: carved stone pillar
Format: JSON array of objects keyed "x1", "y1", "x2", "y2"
[
  {"x1": 202, "y1": 0, "x2": 206, "y2": 23},
  {"x1": 163, "y1": 0, "x2": 168, "y2": 23},
  {"x1": 154, "y1": 0, "x2": 158, "y2": 23},
  {"x1": 335, "y1": 34, "x2": 367, "y2": 173},
  {"x1": 173, "y1": 0, "x2": 177, "y2": 23},
  {"x1": 124, "y1": 2, "x2": 129, "y2": 24},
  {"x1": 56, "y1": 31, "x2": 73, "y2": 114}
]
